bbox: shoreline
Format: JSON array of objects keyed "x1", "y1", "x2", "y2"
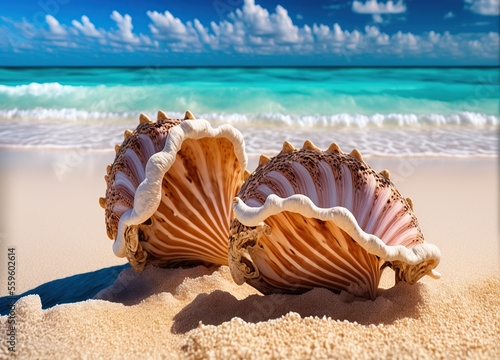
[{"x1": 1, "y1": 145, "x2": 499, "y2": 158}]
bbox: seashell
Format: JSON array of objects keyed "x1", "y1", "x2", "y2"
[
  {"x1": 228, "y1": 142, "x2": 440, "y2": 299},
  {"x1": 102, "y1": 111, "x2": 247, "y2": 271}
]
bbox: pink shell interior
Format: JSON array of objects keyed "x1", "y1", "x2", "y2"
[{"x1": 137, "y1": 137, "x2": 243, "y2": 267}]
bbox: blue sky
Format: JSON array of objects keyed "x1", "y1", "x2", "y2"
[{"x1": 0, "y1": 0, "x2": 498, "y2": 66}]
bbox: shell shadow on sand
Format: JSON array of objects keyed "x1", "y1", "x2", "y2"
[
  {"x1": 93, "y1": 264, "x2": 426, "y2": 334},
  {"x1": 94, "y1": 265, "x2": 220, "y2": 306},
  {"x1": 0, "y1": 264, "x2": 130, "y2": 315},
  {"x1": 171, "y1": 281, "x2": 426, "y2": 334}
]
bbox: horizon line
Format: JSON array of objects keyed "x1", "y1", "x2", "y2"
[{"x1": 1, "y1": 65, "x2": 498, "y2": 69}]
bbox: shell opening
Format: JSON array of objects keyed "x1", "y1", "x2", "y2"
[
  {"x1": 229, "y1": 213, "x2": 382, "y2": 299},
  {"x1": 108, "y1": 119, "x2": 248, "y2": 271},
  {"x1": 124, "y1": 137, "x2": 243, "y2": 270},
  {"x1": 229, "y1": 193, "x2": 440, "y2": 299}
]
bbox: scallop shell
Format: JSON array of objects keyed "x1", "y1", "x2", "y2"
[
  {"x1": 101, "y1": 111, "x2": 247, "y2": 271},
  {"x1": 228, "y1": 141, "x2": 440, "y2": 299}
]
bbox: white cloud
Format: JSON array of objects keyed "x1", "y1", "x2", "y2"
[
  {"x1": 352, "y1": 0, "x2": 407, "y2": 14},
  {"x1": 1, "y1": 16, "x2": 36, "y2": 38},
  {"x1": 227, "y1": 0, "x2": 301, "y2": 44},
  {"x1": 109, "y1": 11, "x2": 141, "y2": 44},
  {"x1": 72, "y1": 16, "x2": 102, "y2": 37},
  {"x1": 465, "y1": 0, "x2": 500, "y2": 15},
  {"x1": 1, "y1": 0, "x2": 499, "y2": 62},
  {"x1": 147, "y1": 11, "x2": 187, "y2": 38},
  {"x1": 194, "y1": 19, "x2": 211, "y2": 44},
  {"x1": 38, "y1": 12, "x2": 155, "y2": 52},
  {"x1": 234, "y1": 0, "x2": 273, "y2": 36},
  {"x1": 46, "y1": 15, "x2": 67, "y2": 36},
  {"x1": 146, "y1": 11, "x2": 213, "y2": 51},
  {"x1": 443, "y1": 11, "x2": 456, "y2": 19}
]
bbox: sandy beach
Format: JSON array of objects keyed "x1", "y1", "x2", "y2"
[{"x1": 0, "y1": 147, "x2": 498, "y2": 359}]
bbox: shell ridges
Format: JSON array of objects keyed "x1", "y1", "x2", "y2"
[
  {"x1": 124, "y1": 129, "x2": 133, "y2": 139},
  {"x1": 99, "y1": 197, "x2": 106, "y2": 208}
]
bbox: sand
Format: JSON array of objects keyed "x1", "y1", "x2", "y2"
[
  {"x1": 0, "y1": 149, "x2": 127, "y2": 294},
  {"x1": 0, "y1": 149, "x2": 499, "y2": 359}
]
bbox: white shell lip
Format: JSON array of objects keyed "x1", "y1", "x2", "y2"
[
  {"x1": 112, "y1": 119, "x2": 248, "y2": 257},
  {"x1": 233, "y1": 194, "x2": 441, "y2": 279}
]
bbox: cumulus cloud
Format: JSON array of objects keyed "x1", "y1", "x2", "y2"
[
  {"x1": 352, "y1": 0, "x2": 407, "y2": 14},
  {"x1": 46, "y1": 15, "x2": 67, "y2": 36},
  {"x1": 465, "y1": 0, "x2": 500, "y2": 15},
  {"x1": 147, "y1": 11, "x2": 188, "y2": 39},
  {"x1": 36, "y1": 11, "x2": 155, "y2": 51},
  {"x1": 352, "y1": 0, "x2": 406, "y2": 24},
  {"x1": 146, "y1": 10, "x2": 203, "y2": 51},
  {"x1": 109, "y1": 11, "x2": 141, "y2": 44},
  {"x1": 72, "y1": 16, "x2": 101, "y2": 37},
  {"x1": 229, "y1": 0, "x2": 301, "y2": 44}
]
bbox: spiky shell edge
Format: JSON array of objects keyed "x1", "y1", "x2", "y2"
[
  {"x1": 112, "y1": 119, "x2": 248, "y2": 257},
  {"x1": 231, "y1": 194, "x2": 441, "y2": 285}
]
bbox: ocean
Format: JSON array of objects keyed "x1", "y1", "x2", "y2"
[{"x1": 0, "y1": 67, "x2": 498, "y2": 157}]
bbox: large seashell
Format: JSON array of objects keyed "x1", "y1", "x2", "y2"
[
  {"x1": 228, "y1": 142, "x2": 440, "y2": 299},
  {"x1": 102, "y1": 111, "x2": 247, "y2": 271}
]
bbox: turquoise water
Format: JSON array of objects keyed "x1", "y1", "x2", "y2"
[
  {"x1": 0, "y1": 67, "x2": 498, "y2": 156},
  {"x1": 0, "y1": 67, "x2": 498, "y2": 117}
]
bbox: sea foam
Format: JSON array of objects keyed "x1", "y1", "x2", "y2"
[
  {"x1": 0, "y1": 118, "x2": 497, "y2": 157},
  {"x1": 0, "y1": 108, "x2": 498, "y2": 127}
]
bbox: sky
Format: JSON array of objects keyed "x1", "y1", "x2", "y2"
[{"x1": 0, "y1": 0, "x2": 499, "y2": 66}]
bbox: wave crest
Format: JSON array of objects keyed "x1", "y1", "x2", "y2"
[{"x1": 0, "y1": 108, "x2": 498, "y2": 128}]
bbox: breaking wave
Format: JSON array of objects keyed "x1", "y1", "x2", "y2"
[{"x1": 0, "y1": 108, "x2": 497, "y2": 128}]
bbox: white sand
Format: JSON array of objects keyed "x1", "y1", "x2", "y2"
[
  {"x1": 0, "y1": 149, "x2": 126, "y2": 295},
  {"x1": 0, "y1": 149, "x2": 499, "y2": 359}
]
